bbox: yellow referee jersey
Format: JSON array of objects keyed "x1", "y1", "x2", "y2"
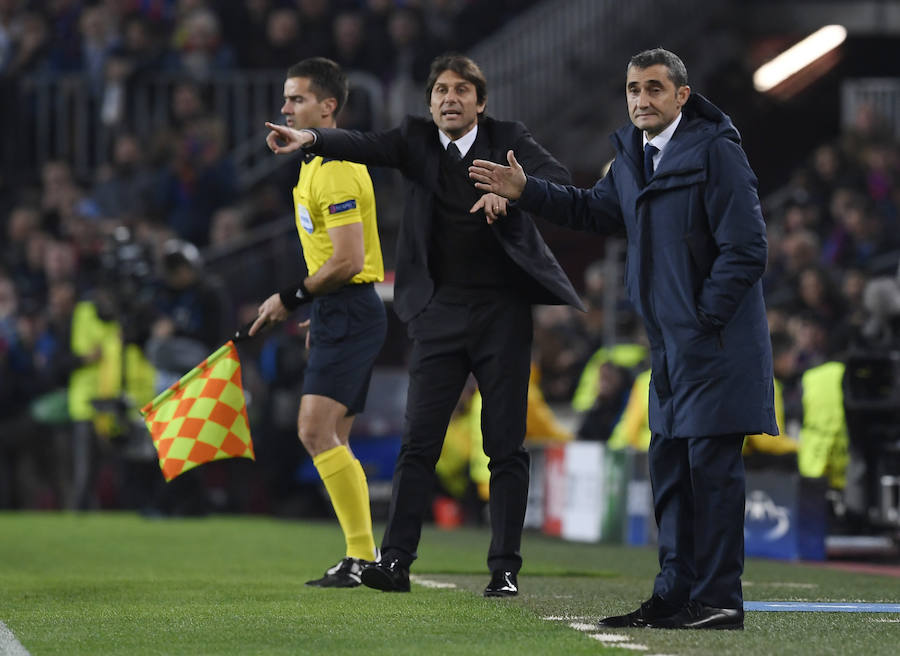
[{"x1": 292, "y1": 156, "x2": 383, "y2": 283}]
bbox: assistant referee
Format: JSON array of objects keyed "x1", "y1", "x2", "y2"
[{"x1": 250, "y1": 57, "x2": 386, "y2": 588}]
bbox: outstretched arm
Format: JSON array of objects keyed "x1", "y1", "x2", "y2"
[
  {"x1": 469, "y1": 150, "x2": 527, "y2": 200},
  {"x1": 265, "y1": 122, "x2": 316, "y2": 154},
  {"x1": 265, "y1": 120, "x2": 406, "y2": 169},
  {"x1": 470, "y1": 151, "x2": 625, "y2": 235}
]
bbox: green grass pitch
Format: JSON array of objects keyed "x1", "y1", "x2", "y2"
[{"x1": 1, "y1": 513, "x2": 898, "y2": 655}]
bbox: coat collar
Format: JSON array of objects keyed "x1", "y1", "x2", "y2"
[{"x1": 612, "y1": 93, "x2": 737, "y2": 192}]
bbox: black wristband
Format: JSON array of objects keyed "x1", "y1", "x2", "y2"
[{"x1": 278, "y1": 279, "x2": 313, "y2": 310}]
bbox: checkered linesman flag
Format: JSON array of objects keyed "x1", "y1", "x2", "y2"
[{"x1": 140, "y1": 340, "x2": 255, "y2": 481}]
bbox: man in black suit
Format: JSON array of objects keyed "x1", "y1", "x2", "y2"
[{"x1": 265, "y1": 53, "x2": 582, "y2": 597}]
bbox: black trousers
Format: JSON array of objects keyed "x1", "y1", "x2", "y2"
[
  {"x1": 649, "y1": 432, "x2": 745, "y2": 609},
  {"x1": 382, "y1": 289, "x2": 533, "y2": 573}
]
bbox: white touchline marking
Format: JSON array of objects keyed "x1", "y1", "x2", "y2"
[
  {"x1": 589, "y1": 633, "x2": 630, "y2": 642},
  {"x1": 0, "y1": 621, "x2": 30, "y2": 656},
  {"x1": 543, "y1": 618, "x2": 679, "y2": 654},
  {"x1": 588, "y1": 637, "x2": 648, "y2": 650},
  {"x1": 409, "y1": 576, "x2": 457, "y2": 589},
  {"x1": 874, "y1": 618, "x2": 900, "y2": 623}
]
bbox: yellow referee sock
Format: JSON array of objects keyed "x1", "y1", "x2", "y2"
[
  {"x1": 352, "y1": 458, "x2": 375, "y2": 554},
  {"x1": 313, "y1": 445, "x2": 376, "y2": 562}
]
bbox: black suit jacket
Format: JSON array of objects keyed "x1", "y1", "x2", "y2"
[{"x1": 308, "y1": 115, "x2": 585, "y2": 322}]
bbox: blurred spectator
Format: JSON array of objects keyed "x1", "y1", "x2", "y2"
[
  {"x1": 384, "y1": 7, "x2": 444, "y2": 124},
  {"x1": 860, "y1": 265, "x2": 900, "y2": 347},
  {"x1": 606, "y1": 368, "x2": 651, "y2": 452},
  {"x1": 361, "y1": 0, "x2": 393, "y2": 74},
  {"x1": 787, "y1": 312, "x2": 829, "y2": 371},
  {"x1": 16, "y1": 228, "x2": 50, "y2": 308},
  {"x1": 0, "y1": 272, "x2": 48, "y2": 508},
  {"x1": 796, "y1": 266, "x2": 844, "y2": 326},
  {"x1": 0, "y1": 0, "x2": 22, "y2": 74},
  {"x1": 33, "y1": 279, "x2": 78, "y2": 384},
  {"x1": 861, "y1": 144, "x2": 897, "y2": 210},
  {"x1": 76, "y1": 3, "x2": 120, "y2": 96},
  {"x1": 46, "y1": 0, "x2": 84, "y2": 74},
  {"x1": 163, "y1": 7, "x2": 235, "y2": 81},
  {"x1": 576, "y1": 361, "x2": 633, "y2": 442},
  {"x1": 743, "y1": 331, "x2": 799, "y2": 468},
  {"x1": 532, "y1": 305, "x2": 589, "y2": 403},
  {"x1": 294, "y1": 0, "x2": 333, "y2": 61},
  {"x1": 0, "y1": 10, "x2": 49, "y2": 77},
  {"x1": 149, "y1": 238, "x2": 232, "y2": 352},
  {"x1": 40, "y1": 159, "x2": 77, "y2": 220},
  {"x1": 806, "y1": 143, "x2": 857, "y2": 209},
  {"x1": 577, "y1": 260, "x2": 609, "y2": 355},
  {"x1": 208, "y1": 204, "x2": 246, "y2": 248},
  {"x1": 255, "y1": 7, "x2": 303, "y2": 70},
  {"x1": 421, "y1": 0, "x2": 462, "y2": 45},
  {"x1": 836, "y1": 268, "x2": 869, "y2": 347},
  {"x1": 219, "y1": 0, "x2": 272, "y2": 68},
  {"x1": 4, "y1": 203, "x2": 42, "y2": 276},
  {"x1": 767, "y1": 228, "x2": 821, "y2": 306},
  {"x1": 781, "y1": 197, "x2": 822, "y2": 235},
  {"x1": 154, "y1": 117, "x2": 238, "y2": 246},
  {"x1": 92, "y1": 132, "x2": 156, "y2": 220},
  {"x1": 43, "y1": 239, "x2": 80, "y2": 289},
  {"x1": 65, "y1": 281, "x2": 155, "y2": 509},
  {"x1": 100, "y1": 14, "x2": 165, "y2": 126},
  {"x1": 434, "y1": 379, "x2": 489, "y2": 525},
  {"x1": 149, "y1": 79, "x2": 210, "y2": 165},
  {"x1": 823, "y1": 198, "x2": 892, "y2": 269},
  {"x1": 329, "y1": 10, "x2": 388, "y2": 79}
]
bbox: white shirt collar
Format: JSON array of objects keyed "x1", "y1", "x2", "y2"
[
  {"x1": 438, "y1": 123, "x2": 478, "y2": 158},
  {"x1": 642, "y1": 111, "x2": 682, "y2": 153}
]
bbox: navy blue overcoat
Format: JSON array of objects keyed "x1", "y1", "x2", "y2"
[{"x1": 519, "y1": 94, "x2": 777, "y2": 438}]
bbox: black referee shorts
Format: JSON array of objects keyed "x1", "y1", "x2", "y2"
[{"x1": 303, "y1": 282, "x2": 387, "y2": 415}]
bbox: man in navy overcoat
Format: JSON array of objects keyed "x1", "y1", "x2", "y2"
[{"x1": 470, "y1": 48, "x2": 777, "y2": 630}]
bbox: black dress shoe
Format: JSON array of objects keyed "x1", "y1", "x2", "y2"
[
  {"x1": 360, "y1": 558, "x2": 410, "y2": 592},
  {"x1": 648, "y1": 601, "x2": 744, "y2": 630},
  {"x1": 597, "y1": 594, "x2": 682, "y2": 628},
  {"x1": 484, "y1": 570, "x2": 518, "y2": 597}
]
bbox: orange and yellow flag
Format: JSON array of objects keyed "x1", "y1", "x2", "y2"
[{"x1": 140, "y1": 340, "x2": 254, "y2": 481}]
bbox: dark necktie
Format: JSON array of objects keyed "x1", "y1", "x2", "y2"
[
  {"x1": 644, "y1": 143, "x2": 659, "y2": 185},
  {"x1": 446, "y1": 141, "x2": 462, "y2": 161}
]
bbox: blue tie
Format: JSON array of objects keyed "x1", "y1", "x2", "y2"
[{"x1": 644, "y1": 143, "x2": 659, "y2": 185}]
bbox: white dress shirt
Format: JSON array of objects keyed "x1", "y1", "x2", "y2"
[
  {"x1": 438, "y1": 123, "x2": 478, "y2": 158},
  {"x1": 642, "y1": 112, "x2": 682, "y2": 174}
]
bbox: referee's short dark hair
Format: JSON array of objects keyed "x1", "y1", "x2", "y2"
[
  {"x1": 286, "y1": 57, "x2": 349, "y2": 116},
  {"x1": 627, "y1": 48, "x2": 689, "y2": 88}
]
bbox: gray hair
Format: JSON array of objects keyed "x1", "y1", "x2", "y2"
[{"x1": 628, "y1": 48, "x2": 689, "y2": 88}]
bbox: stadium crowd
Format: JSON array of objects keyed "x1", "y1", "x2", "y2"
[{"x1": 1, "y1": 0, "x2": 899, "y2": 524}]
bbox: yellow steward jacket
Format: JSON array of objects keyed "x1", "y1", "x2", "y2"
[{"x1": 797, "y1": 362, "x2": 849, "y2": 488}]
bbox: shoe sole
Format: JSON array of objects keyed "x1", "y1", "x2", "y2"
[
  {"x1": 484, "y1": 590, "x2": 518, "y2": 598},
  {"x1": 648, "y1": 622, "x2": 744, "y2": 630},
  {"x1": 360, "y1": 568, "x2": 409, "y2": 592},
  {"x1": 305, "y1": 579, "x2": 362, "y2": 588}
]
